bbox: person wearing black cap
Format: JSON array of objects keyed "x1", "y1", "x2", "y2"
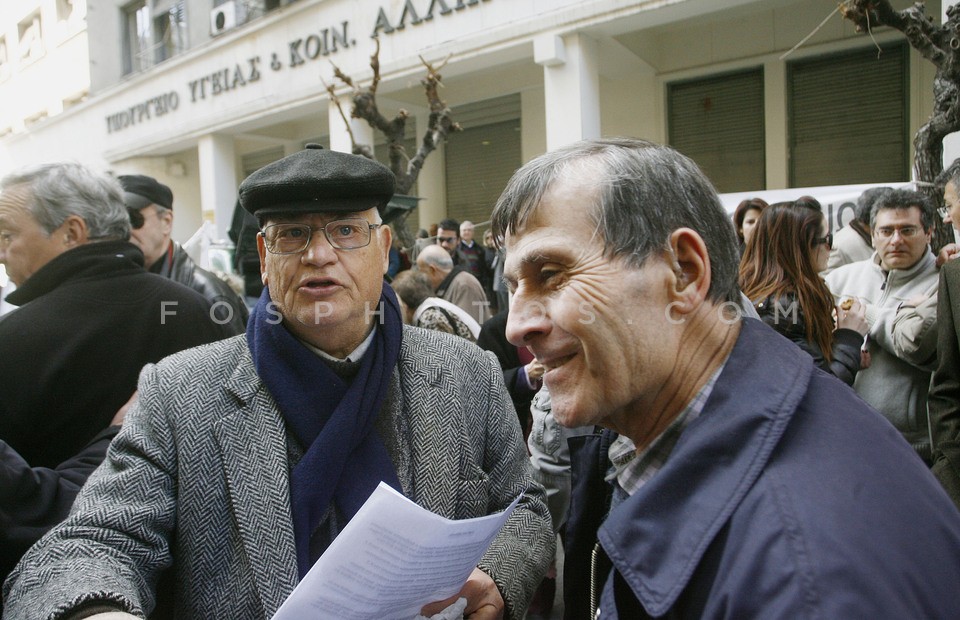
[
  {"x1": 118, "y1": 173, "x2": 249, "y2": 334},
  {"x1": 0, "y1": 162, "x2": 233, "y2": 588},
  {"x1": 4, "y1": 146, "x2": 554, "y2": 620}
]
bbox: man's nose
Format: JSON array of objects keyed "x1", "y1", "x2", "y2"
[
  {"x1": 301, "y1": 229, "x2": 337, "y2": 263},
  {"x1": 505, "y1": 293, "x2": 551, "y2": 347}
]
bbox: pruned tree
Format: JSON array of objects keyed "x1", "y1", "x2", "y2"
[
  {"x1": 324, "y1": 38, "x2": 461, "y2": 249},
  {"x1": 840, "y1": 0, "x2": 960, "y2": 251}
]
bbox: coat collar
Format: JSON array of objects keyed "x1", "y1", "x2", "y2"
[
  {"x1": 869, "y1": 248, "x2": 936, "y2": 283},
  {"x1": 7, "y1": 240, "x2": 144, "y2": 306},
  {"x1": 597, "y1": 319, "x2": 813, "y2": 616}
]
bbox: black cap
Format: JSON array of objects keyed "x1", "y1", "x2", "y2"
[
  {"x1": 118, "y1": 174, "x2": 174, "y2": 210},
  {"x1": 239, "y1": 144, "x2": 396, "y2": 218}
]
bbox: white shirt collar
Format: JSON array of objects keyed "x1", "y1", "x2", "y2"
[{"x1": 303, "y1": 326, "x2": 377, "y2": 363}]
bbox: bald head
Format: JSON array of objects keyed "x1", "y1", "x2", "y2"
[
  {"x1": 460, "y1": 220, "x2": 475, "y2": 243},
  {"x1": 416, "y1": 244, "x2": 454, "y2": 289}
]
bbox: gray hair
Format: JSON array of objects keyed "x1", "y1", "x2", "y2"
[
  {"x1": 490, "y1": 137, "x2": 740, "y2": 304},
  {"x1": 391, "y1": 270, "x2": 434, "y2": 309},
  {"x1": 1, "y1": 162, "x2": 131, "y2": 241},
  {"x1": 855, "y1": 187, "x2": 893, "y2": 225},
  {"x1": 870, "y1": 188, "x2": 936, "y2": 231},
  {"x1": 937, "y1": 159, "x2": 960, "y2": 192}
]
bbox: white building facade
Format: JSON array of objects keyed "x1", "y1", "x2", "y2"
[{"x1": 0, "y1": 0, "x2": 946, "y2": 243}]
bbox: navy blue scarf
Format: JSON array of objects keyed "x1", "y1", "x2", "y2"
[{"x1": 246, "y1": 285, "x2": 403, "y2": 578}]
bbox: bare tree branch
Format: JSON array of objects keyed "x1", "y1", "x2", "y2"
[{"x1": 325, "y1": 41, "x2": 462, "y2": 247}]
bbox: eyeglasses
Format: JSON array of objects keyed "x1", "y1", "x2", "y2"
[
  {"x1": 127, "y1": 208, "x2": 145, "y2": 230},
  {"x1": 875, "y1": 226, "x2": 921, "y2": 239},
  {"x1": 813, "y1": 232, "x2": 833, "y2": 248},
  {"x1": 261, "y1": 219, "x2": 381, "y2": 254},
  {"x1": 437, "y1": 236, "x2": 458, "y2": 244}
]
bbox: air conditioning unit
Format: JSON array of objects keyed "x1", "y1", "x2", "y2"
[{"x1": 210, "y1": 1, "x2": 241, "y2": 36}]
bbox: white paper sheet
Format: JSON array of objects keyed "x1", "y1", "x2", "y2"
[{"x1": 271, "y1": 482, "x2": 522, "y2": 620}]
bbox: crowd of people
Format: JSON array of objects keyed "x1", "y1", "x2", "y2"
[{"x1": 3, "y1": 138, "x2": 960, "y2": 619}]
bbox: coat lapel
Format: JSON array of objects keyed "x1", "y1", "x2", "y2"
[
  {"x1": 214, "y1": 352, "x2": 299, "y2": 616},
  {"x1": 397, "y1": 329, "x2": 462, "y2": 517}
]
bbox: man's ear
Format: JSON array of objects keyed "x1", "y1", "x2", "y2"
[
  {"x1": 380, "y1": 224, "x2": 392, "y2": 275},
  {"x1": 666, "y1": 228, "x2": 711, "y2": 314},
  {"x1": 256, "y1": 232, "x2": 268, "y2": 285},
  {"x1": 61, "y1": 215, "x2": 89, "y2": 247}
]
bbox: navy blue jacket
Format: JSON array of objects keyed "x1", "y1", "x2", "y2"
[{"x1": 566, "y1": 319, "x2": 960, "y2": 619}]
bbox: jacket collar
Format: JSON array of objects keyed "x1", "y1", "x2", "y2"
[
  {"x1": 597, "y1": 319, "x2": 813, "y2": 616},
  {"x1": 7, "y1": 240, "x2": 144, "y2": 306},
  {"x1": 870, "y1": 248, "x2": 936, "y2": 283}
]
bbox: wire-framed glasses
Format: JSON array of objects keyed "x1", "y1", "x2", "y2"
[
  {"x1": 262, "y1": 219, "x2": 381, "y2": 254},
  {"x1": 875, "y1": 226, "x2": 920, "y2": 239}
]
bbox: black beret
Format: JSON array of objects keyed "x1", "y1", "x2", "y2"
[
  {"x1": 239, "y1": 144, "x2": 396, "y2": 218},
  {"x1": 118, "y1": 174, "x2": 174, "y2": 210}
]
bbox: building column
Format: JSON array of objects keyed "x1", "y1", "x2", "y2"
[
  {"x1": 535, "y1": 33, "x2": 601, "y2": 151},
  {"x1": 197, "y1": 134, "x2": 237, "y2": 241},
  {"x1": 764, "y1": 58, "x2": 789, "y2": 189},
  {"x1": 414, "y1": 110, "x2": 446, "y2": 230},
  {"x1": 520, "y1": 86, "x2": 546, "y2": 164},
  {"x1": 329, "y1": 94, "x2": 374, "y2": 154}
]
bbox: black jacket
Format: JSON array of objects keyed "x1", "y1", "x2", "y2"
[
  {"x1": 755, "y1": 293, "x2": 862, "y2": 385},
  {"x1": 150, "y1": 242, "x2": 248, "y2": 334},
  {"x1": 0, "y1": 427, "x2": 118, "y2": 582},
  {"x1": 477, "y1": 310, "x2": 536, "y2": 432},
  {"x1": 0, "y1": 240, "x2": 232, "y2": 469}
]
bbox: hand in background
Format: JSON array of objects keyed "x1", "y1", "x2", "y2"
[
  {"x1": 525, "y1": 358, "x2": 545, "y2": 383},
  {"x1": 837, "y1": 298, "x2": 868, "y2": 336},
  {"x1": 936, "y1": 243, "x2": 960, "y2": 267},
  {"x1": 111, "y1": 391, "x2": 138, "y2": 427}
]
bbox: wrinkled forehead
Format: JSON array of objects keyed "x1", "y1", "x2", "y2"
[{"x1": 0, "y1": 184, "x2": 34, "y2": 219}]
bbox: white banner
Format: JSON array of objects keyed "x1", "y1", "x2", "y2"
[{"x1": 719, "y1": 182, "x2": 914, "y2": 233}]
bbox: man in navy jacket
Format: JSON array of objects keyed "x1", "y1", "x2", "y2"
[{"x1": 492, "y1": 137, "x2": 960, "y2": 619}]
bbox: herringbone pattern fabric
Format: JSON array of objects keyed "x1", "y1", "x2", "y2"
[{"x1": 3, "y1": 328, "x2": 554, "y2": 620}]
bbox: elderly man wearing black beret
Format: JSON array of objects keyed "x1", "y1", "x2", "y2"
[{"x1": 4, "y1": 146, "x2": 554, "y2": 620}]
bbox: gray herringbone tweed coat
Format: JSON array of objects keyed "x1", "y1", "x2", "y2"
[{"x1": 3, "y1": 327, "x2": 554, "y2": 619}]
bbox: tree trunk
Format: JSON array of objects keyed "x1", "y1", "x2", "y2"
[{"x1": 841, "y1": 0, "x2": 960, "y2": 251}]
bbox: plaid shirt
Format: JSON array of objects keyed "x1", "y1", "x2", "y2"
[{"x1": 608, "y1": 363, "x2": 726, "y2": 497}]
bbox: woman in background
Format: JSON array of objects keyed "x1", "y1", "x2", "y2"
[
  {"x1": 740, "y1": 200, "x2": 867, "y2": 385},
  {"x1": 732, "y1": 197, "x2": 768, "y2": 254}
]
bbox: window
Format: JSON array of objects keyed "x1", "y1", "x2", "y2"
[
  {"x1": 18, "y1": 12, "x2": 44, "y2": 65},
  {"x1": 788, "y1": 43, "x2": 908, "y2": 186},
  {"x1": 123, "y1": 1, "x2": 150, "y2": 74},
  {"x1": 154, "y1": 2, "x2": 186, "y2": 65},
  {"x1": 667, "y1": 69, "x2": 765, "y2": 193},
  {"x1": 123, "y1": 1, "x2": 186, "y2": 74}
]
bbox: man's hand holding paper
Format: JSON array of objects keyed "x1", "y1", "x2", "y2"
[{"x1": 419, "y1": 567, "x2": 504, "y2": 619}]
